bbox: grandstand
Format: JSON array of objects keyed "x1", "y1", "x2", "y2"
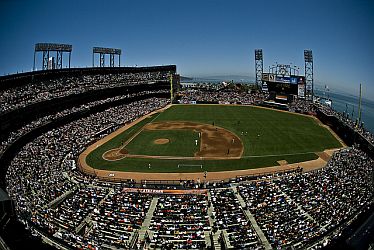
[{"x1": 0, "y1": 65, "x2": 373, "y2": 250}]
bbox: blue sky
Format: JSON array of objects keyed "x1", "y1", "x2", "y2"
[{"x1": 0, "y1": 0, "x2": 373, "y2": 99}]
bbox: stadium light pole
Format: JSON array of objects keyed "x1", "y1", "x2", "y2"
[
  {"x1": 93, "y1": 47, "x2": 121, "y2": 67},
  {"x1": 304, "y1": 50, "x2": 314, "y2": 101},
  {"x1": 170, "y1": 73, "x2": 173, "y2": 102},
  {"x1": 254, "y1": 49, "x2": 263, "y2": 89},
  {"x1": 34, "y1": 43, "x2": 72, "y2": 70}
]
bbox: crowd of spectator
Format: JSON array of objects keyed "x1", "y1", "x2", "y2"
[
  {"x1": 5, "y1": 97, "x2": 169, "y2": 249},
  {"x1": 288, "y1": 99, "x2": 316, "y2": 114},
  {"x1": 9, "y1": 144, "x2": 369, "y2": 249},
  {"x1": 238, "y1": 181, "x2": 322, "y2": 248},
  {"x1": 289, "y1": 99, "x2": 374, "y2": 145},
  {"x1": 0, "y1": 89, "x2": 168, "y2": 157},
  {"x1": 36, "y1": 186, "x2": 108, "y2": 247},
  {"x1": 0, "y1": 71, "x2": 169, "y2": 114},
  {"x1": 87, "y1": 187, "x2": 152, "y2": 249},
  {"x1": 178, "y1": 88, "x2": 267, "y2": 105},
  {"x1": 237, "y1": 146, "x2": 373, "y2": 249},
  {"x1": 149, "y1": 195, "x2": 210, "y2": 249},
  {"x1": 1, "y1": 77, "x2": 373, "y2": 249},
  {"x1": 317, "y1": 103, "x2": 374, "y2": 144},
  {"x1": 210, "y1": 188, "x2": 264, "y2": 249},
  {"x1": 274, "y1": 146, "x2": 373, "y2": 246}
]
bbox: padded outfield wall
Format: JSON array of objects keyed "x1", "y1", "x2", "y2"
[{"x1": 316, "y1": 109, "x2": 374, "y2": 158}]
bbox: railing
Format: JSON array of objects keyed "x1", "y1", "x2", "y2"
[{"x1": 129, "y1": 229, "x2": 139, "y2": 249}]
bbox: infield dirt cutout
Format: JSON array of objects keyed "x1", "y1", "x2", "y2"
[
  {"x1": 154, "y1": 138, "x2": 170, "y2": 144},
  {"x1": 103, "y1": 121, "x2": 244, "y2": 161}
]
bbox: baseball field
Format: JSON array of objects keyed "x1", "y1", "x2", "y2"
[{"x1": 82, "y1": 104, "x2": 343, "y2": 175}]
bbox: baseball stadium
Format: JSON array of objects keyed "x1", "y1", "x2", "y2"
[{"x1": 0, "y1": 46, "x2": 373, "y2": 250}]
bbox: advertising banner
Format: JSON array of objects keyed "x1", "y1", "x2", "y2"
[
  {"x1": 298, "y1": 84, "x2": 305, "y2": 97},
  {"x1": 122, "y1": 188, "x2": 208, "y2": 195},
  {"x1": 269, "y1": 74, "x2": 275, "y2": 82},
  {"x1": 276, "y1": 76, "x2": 290, "y2": 83}
]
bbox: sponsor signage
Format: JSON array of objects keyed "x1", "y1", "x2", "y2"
[
  {"x1": 264, "y1": 74, "x2": 305, "y2": 85},
  {"x1": 269, "y1": 74, "x2": 275, "y2": 82},
  {"x1": 276, "y1": 76, "x2": 290, "y2": 83},
  {"x1": 298, "y1": 84, "x2": 305, "y2": 97},
  {"x1": 122, "y1": 188, "x2": 208, "y2": 195},
  {"x1": 290, "y1": 77, "x2": 298, "y2": 84},
  {"x1": 274, "y1": 76, "x2": 301, "y2": 84}
]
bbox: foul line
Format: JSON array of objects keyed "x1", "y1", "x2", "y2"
[
  {"x1": 102, "y1": 111, "x2": 164, "y2": 160},
  {"x1": 122, "y1": 111, "x2": 163, "y2": 147},
  {"x1": 240, "y1": 151, "x2": 319, "y2": 159},
  {"x1": 105, "y1": 150, "x2": 326, "y2": 161}
]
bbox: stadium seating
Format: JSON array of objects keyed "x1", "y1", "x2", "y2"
[
  {"x1": 210, "y1": 188, "x2": 264, "y2": 249},
  {"x1": 149, "y1": 194, "x2": 209, "y2": 249},
  {"x1": 0, "y1": 70, "x2": 373, "y2": 249}
]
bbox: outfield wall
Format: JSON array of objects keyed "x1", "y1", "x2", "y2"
[{"x1": 316, "y1": 109, "x2": 374, "y2": 158}]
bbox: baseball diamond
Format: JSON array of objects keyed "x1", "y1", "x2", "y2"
[
  {"x1": 103, "y1": 121, "x2": 243, "y2": 160},
  {"x1": 80, "y1": 104, "x2": 344, "y2": 179},
  {"x1": 1, "y1": 7, "x2": 373, "y2": 248},
  {"x1": 2, "y1": 64, "x2": 373, "y2": 250}
]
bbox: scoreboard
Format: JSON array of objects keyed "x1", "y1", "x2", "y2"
[{"x1": 262, "y1": 73, "x2": 305, "y2": 97}]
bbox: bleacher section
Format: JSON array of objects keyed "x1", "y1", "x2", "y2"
[{"x1": 0, "y1": 70, "x2": 373, "y2": 249}]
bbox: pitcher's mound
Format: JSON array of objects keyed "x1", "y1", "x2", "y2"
[{"x1": 154, "y1": 138, "x2": 170, "y2": 144}]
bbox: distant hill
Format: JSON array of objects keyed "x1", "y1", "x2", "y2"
[
  {"x1": 180, "y1": 76, "x2": 193, "y2": 81},
  {"x1": 181, "y1": 75, "x2": 255, "y2": 83}
]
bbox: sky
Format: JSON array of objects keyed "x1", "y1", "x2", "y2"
[{"x1": 0, "y1": 0, "x2": 373, "y2": 99}]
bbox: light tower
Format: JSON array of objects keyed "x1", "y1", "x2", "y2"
[
  {"x1": 304, "y1": 50, "x2": 314, "y2": 101},
  {"x1": 255, "y1": 49, "x2": 263, "y2": 89},
  {"x1": 34, "y1": 43, "x2": 72, "y2": 71},
  {"x1": 92, "y1": 47, "x2": 122, "y2": 67}
]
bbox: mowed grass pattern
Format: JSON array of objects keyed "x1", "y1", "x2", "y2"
[
  {"x1": 153, "y1": 105, "x2": 340, "y2": 156},
  {"x1": 125, "y1": 130, "x2": 200, "y2": 157},
  {"x1": 86, "y1": 105, "x2": 342, "y2": 172}
]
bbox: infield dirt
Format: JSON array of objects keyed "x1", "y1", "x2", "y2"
[
  {"x1": 154, "y1": 138, "x2": 170, "y2": 144},
  {"x1": 103, "y1": 121, "x2": 244, "y2": 160}
]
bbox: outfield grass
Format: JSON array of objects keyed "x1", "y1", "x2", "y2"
[
  {"x1": 87, "y1": 152, "x2": 319, "y2": 172},
  {"x1": 86, "y1": 105, "x2": 342, "y2": 172}
]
